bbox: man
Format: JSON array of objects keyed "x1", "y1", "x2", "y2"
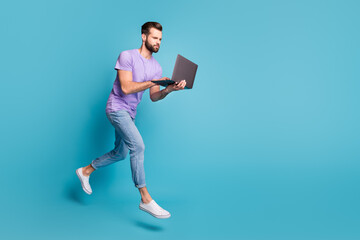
[{"x1": 76, "y1": 22, "x2": 186, "y2": 219}]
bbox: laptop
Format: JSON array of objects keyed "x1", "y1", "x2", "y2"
[{"x1": 152, "y1": 54, "x2": 198, "y2": 89}]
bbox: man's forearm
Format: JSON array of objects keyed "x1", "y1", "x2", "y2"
[
  {"x1": 150, "y1": 88, "x2": 171, "y2": 102},
  {"x1": 122, "y1": 81, "x2": 155, "y2": 95}
]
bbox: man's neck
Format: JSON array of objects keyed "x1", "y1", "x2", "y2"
[{"x1": 138, "y1": 46, "x2": 152, "y2": 60}]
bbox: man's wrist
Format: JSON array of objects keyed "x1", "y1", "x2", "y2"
[
  {"x1": 163, "y1": 88, "x2": 172, "y2": 94},
  {"x1": 149, "y1": 80, "x2": 157, "y2": 87}
]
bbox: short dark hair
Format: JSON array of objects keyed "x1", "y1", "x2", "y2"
[{"x1": 141, "y1": 22, "x2": 162, "y2": 36}]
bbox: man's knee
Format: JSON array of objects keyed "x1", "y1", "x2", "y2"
[{"x1": 131, "y1": 141, "x2": 145, "y2": 153}]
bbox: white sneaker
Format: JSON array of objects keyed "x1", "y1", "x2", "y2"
[
  {"x1": 139, "y1": 200, "x2": 171, "y2": 219},
  {"x1": 76, "y1": 167, "x2": 92, "y2": 195}
]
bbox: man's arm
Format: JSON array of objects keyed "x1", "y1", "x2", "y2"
[
  {"x1": 118, "y1": 70, "x2": 156, "y2": 95},
  {"x1": 150, "y1": 85, "x2": 171, "y2": 102},
  {"x1": 150, "y1": 79, "x2": 187, "y2": 102}
]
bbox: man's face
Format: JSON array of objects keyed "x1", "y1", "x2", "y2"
[{"x1": 143, "y1": 28, "x2": 162, "y2": 53}]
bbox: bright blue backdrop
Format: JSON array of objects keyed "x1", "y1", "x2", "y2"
[{"x1": 1, "y1": 0, "x2": 359, "y2": 239}]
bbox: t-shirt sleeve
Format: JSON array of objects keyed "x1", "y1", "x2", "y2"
[
  {"x1": 154, "y1": 65, "x2": 162, "y2": 80},
  {"x1": 114, "y1": 51, "x2": 132, "y2": 71}
]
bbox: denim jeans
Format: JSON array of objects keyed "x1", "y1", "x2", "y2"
[{"x1": 91, "y1": 110, "x2": 146, "y2": 188}]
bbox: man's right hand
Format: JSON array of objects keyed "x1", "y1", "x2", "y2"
[{"x1": 151, "y1": 77, "x2": 175, "y2": 87}]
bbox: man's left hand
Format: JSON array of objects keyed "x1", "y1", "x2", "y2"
[{"x1": 166, "y1": 80, "x2": 186, "y2": 92}]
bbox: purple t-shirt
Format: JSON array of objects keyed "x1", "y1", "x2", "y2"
[{"x1": 106, "y1": 49, "x2": 162, "y2": 118}]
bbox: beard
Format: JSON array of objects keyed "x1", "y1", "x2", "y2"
[{"x1": 145, "y1": 39, "x2": 160, "y2": 53}]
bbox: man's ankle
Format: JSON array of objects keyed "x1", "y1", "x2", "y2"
[
  {"x1": 141, "y1": 197, "x2": 152, "y2": 204},
  {"x1": 82, "y1": 167, "x2": 91, "y2": 177}
]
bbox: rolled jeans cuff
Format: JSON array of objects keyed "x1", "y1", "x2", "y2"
[
  {"x1": 135, "y1": 183, "x2": 146, "y2": 189},
  {"x1": 90, "y1": 162, "x2": 98, "y2": 170}
]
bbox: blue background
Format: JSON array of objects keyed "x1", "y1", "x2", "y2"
[{"x1": 1, "y1": 0, "x2": 359, "y2": 239}]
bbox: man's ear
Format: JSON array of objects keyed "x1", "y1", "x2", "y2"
[{"x1": 141, "y1": 33, "x2": 146, "y2": 43}]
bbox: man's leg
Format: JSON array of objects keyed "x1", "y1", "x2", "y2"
[
  {"x1": 82, "y1": 125, "x2": 129, "y2": 176},
  {"x1": 107, "y1": 111, "x2": 147, "y2": 189},
  {"x1": 77, "y1": 110, "x2": 170, "y2": 218},
  {"x1": 139, "y1": 186, "x2": 152, "y2": 203},
  {"x1": 81, "y1": 164, "x2": 95, "y2": 176},
  {"x1": 121, "y1": 116, "x2": 171, "y2": 219},
  {"x1": 107, "y1": 111, "x2": 171, "y2": 218},
  {"x1": 82, "y1": 126, "x2": 129, "y2": 176},
  {"x1": 76, "y1": 111, "x2": 129, "y2": 194},
  {"x1": 90, "y1": 129, "x2": 128, "y2": 171}
]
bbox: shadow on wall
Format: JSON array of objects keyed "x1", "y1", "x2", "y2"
[{"x1": 66, "y1": 181, "x2": 89, "y2": 205}]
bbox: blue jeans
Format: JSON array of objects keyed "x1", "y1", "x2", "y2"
[{"x1": 91, "y1": 110, "x2": 146, "y2": 188}]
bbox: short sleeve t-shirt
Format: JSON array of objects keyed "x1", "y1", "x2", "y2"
[{"x1": 106, "y1": 49, "x2": 162, "y2": 118}]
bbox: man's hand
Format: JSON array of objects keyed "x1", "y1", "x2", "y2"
[
  {"x1": 149, "y1": 77, "x2": 186, "y2": 102},
  {"x1": 151, "y1": 77, "x2": 174, "y2": 87},
  {"x1": 165, "y1": 78, "x2": 186, "y2": 93}
]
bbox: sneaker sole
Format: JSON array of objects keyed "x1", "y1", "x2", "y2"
[
  {"x1": 76, "y1": 169, "x2": 92, "y2": 195},
  {"x1": 139, "y1": 206, "x2": 171, "y2": 219}
]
